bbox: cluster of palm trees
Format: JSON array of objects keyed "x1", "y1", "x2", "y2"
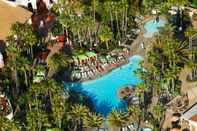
[
  {"x1": 1, "y1": 0, "x2": 197, "y2": 130},
  {"x1": 0, "y1": 8, "x2": 142, "y2": 130},
  {"x1": 50, "y1": 0, "x2": 146, "y2": 52},
  {"x1": 133, "y1": 23, "x2": 197, "y2": 131}
]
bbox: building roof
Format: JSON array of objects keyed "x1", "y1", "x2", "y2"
[
  {"x1": 182, "y1": 103, "x2": 197, "y2": 122},
  {"x1": 191, "y1": 115, "x2": 197, "y2": 122},
  {"x1": 0, "y1": 0, "x2": 32, "y2": 40}
]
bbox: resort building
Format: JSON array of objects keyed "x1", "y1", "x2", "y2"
[
  {"x1": 6, "y1": 0, "x2": 57, "y2": 10},
  {"x1": 0, "y1": 0, "x2": 32, "y2": 40},
  {"x1": 181, "y1": 103, "x2": 197, "y2": 131}
]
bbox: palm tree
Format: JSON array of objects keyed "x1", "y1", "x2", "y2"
[
  {"x1": 103, "y1": 1, "x2": 115, "y2": 31},
  {"x1": 185, "y1": 27, "x2": 197, "y2": 79},
  {"x1": 165, "y1": 0, "x2": 190, "y2": 30},
  {"x1": 127, "y1": 105, "x2": 141, "y2": 129},
  {"x1": 58, "y1": 13, "x2": 71, "y2": 44},
  {"x1": 47, "y1": 80, "x2": 67, "y2": 128},
  {"x1": 120, "y1": 0, "x2": 129, "y2": 36},
  {"x1": 5, "y1": 38, "x2": 24, "y2": 96},
  {"x1": 10, "y1": 23, "x2": 37, "y2": 57},
  {"x1": 69, "y1": 104, "x2": 90, "y2": 131},
  {"x1": 71, "y1": 0, "x2": 85, "y2": 16},
  {"x1": 18, "y1": 56, "x2": 32, "y2": 87},
  {"x1": 107, "y1": 109, "x2": 129, "y2": 131},
  {"x1": 91, "y1": 0, "x2": 99, "y2": 23},
  {"x1": 22, "y1": 24, "x2": 37, "y2": 59},
  {"x1": 27, "y1": 79, "x2": 68, "y2": 129},
  {"x1": 83, "y1": 113, "x2": 104, "y2": 130},
  {"x1": 152, "y1": 102, "x2": 165, "y2": 130},
  {"x1": 82, "y1": 16, "x2": 95, "y2": 49},
  {"x1": 114, "y1": 1, "x2": 121, "y2": 39},
  {"x1": 47, "y1": 52, "x2": 70, "y2": 77},
  {"x1": 147, "y1": 35, "x2": 190, "y2": 95},
  {"x1": 26, "y1": 108, "x2": 49, "y2": 131},
  {"x1": 158, "y1": 24, "x2": 175, "y2": 39},
  {"x1": 98, "y1": 25, "x2": 113, "y2": 50},
  {"x1": 0, "y1": 117, "x2": 20, "y2": 131}
]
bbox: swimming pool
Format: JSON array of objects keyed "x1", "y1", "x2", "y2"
[
  {"x1": 144, "y1": 19, "x2": 166, "y2": 38},
  {"x1": 65, "y1": 55, "x2": 143, "y2": 116}
]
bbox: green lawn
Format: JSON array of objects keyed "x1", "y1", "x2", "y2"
[{"x1": 192, "y1": 1, "x2": 197, "y2": 8}]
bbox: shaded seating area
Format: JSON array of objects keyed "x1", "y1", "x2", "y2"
[{"x1": 71, "y1": 52, "x2": 97, "y2": 66}]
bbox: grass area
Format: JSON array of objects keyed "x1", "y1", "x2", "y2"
[{"x1": 192, "y1": 1, "x2": 197, "y2": 8}]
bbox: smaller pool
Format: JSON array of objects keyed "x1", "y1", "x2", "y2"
[{"x1": 144, "y1": 19, "x2": 166, "y2": 38}]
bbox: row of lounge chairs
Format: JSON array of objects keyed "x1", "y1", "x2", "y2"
[{"x1": 71, "y1": 53, "x2": 128, "y2": 81}]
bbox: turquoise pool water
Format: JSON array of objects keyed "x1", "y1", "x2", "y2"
[
  {"x1": 144, "y1": 19, "x2": 166, "y2": 38},
  {"x1": 65, "y1": 55, "x2": 143, "y2": 116}
]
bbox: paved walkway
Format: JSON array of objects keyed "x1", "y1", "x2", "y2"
[{"x1": 179, "y1": 67, "x2": 197, "y2": 105}]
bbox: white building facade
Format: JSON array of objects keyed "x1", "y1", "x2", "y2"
[{"x1": 10, "y1": 0, "x2": 57, "y2": 10}]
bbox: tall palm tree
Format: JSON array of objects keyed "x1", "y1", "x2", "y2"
[
  {"x1": 0, "y1": 117, "x2": 20, "y2": 131},
  {"x1": 185, "y1": 27, "x2": 197, "y2": 79},
  {"x1": 18, "y1": 56, "x2": 32, "y2": 87},
  {"x1": 83, "y1": 112, "x2": 104, "y2": 130},
  {"x1": 47, "y1": 52, "x2": 70, "y2": 77},
  {"x1": 5, "y1": 38, "x2": 21, "y2": 95},
  {"x1": 27, "y1": 79, "x2": 68, "y2": 129},
  {"x1": 158, "y1": 24, "x2": 175, "y2": 39},
  {"x1": 47, "y1": 80, "x2": 67, "y2": 128},
  {"x1": 26, "y1": 108, "x2": 49, "y2": 131},
  {"x1": 152, "y1": 102, "x2": 165, "y2": 130},
  {"x1": 103, "y1": 0, "x2": 115, "y2": 31},
  {"x1": 82, "y1": 16, "x2": 95, "y2": 49},
  {"x1": 165, "y1": 0, "x2": 190, "y2": 30},
  {"x1": 10, "y1": 23, "x2": 37, "y2": 57},
  {"x1": 127, "y1": 104, "x2": 141, "y2": 129},
  {"x1": 98, "y1": 25, "x2": 113, "y2": 50},
  {"x1": 107, "y1": 109, "x2": 129, "y2": 131},
  {"x1": 69, "y1": 104, "x2": 90, "y2": 131}
]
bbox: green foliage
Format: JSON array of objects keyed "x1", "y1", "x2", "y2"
[
  {"x1": 51, "y1": 21, "x2": 64, "y2": 36},
  {"x1": 26, "y1": 109, "x2": 49, "y2": 131},
  {"x1": 0, "y1": 117, "x2": 20, "y2": 131},
  {"x1": 2, "y1": 0, "x2": 196, "y2": 130}
]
